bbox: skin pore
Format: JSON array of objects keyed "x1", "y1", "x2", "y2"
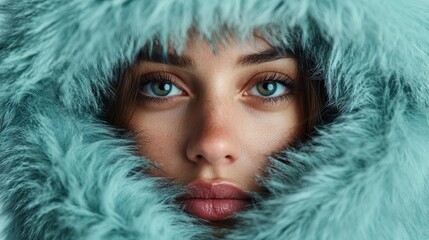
[{"x1": 115, "y1": 35, "x2": 306, "y2": 222}]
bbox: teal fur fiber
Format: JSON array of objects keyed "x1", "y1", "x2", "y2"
[{"x1": 1, "y1": 0, "x2": 429, "y2": 239}]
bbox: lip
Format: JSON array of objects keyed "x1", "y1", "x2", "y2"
[{"x1": 178, "y1": 180, "x2": 251, "y2": 221}]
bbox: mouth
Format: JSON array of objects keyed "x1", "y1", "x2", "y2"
[{"x1": 178, "y1": 180, "x2": 251, "y2": 221}]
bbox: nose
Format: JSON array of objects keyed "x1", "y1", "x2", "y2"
[{"x1": 186, "y1": 100, "x2": 240, "y2": 166}]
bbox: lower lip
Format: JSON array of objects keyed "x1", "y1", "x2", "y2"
[{"x1": 181, "y1": 198, "x2": 249, "y2": 221}]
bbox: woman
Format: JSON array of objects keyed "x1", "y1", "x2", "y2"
[
  {"x1": 1, "y1": 0, "x2": 428, "y2": 239},
  {"x1": 106, "y1": 34, "x2": 326, "y2": 222}
]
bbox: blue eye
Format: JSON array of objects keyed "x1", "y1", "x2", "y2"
[
  {"x1": 139, "y1": 72, "x2": 183, "y2": 98},
  {"x1": 249, "y1": 80, "x2": 289, "y2": 97},
  {"x1": 141, "y1": 81, "x2": 182, "y2": 97}
]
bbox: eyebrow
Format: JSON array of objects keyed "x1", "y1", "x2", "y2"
[{"x1": 236, "y1": 48, "x2": 291, "y2": 66}]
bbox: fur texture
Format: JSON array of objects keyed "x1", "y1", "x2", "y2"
[{"x1": 1, "y1": 0, "x2": 429, "y2": 239}]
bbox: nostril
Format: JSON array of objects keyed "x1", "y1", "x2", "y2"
[{"x1": 193, "y1": 154, "x2": 234, "y2": 164}]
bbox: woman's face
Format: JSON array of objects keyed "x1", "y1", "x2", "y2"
[{"x1": 123, "y1": 36, "x2": 303, "y2": 221}]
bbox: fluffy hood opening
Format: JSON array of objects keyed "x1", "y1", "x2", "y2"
[{"x1": 1, "y1": 0, "x2": 428, "y2": 239}]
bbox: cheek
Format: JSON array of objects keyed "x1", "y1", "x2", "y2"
[
  {"x1": 245, "y1": 101, "x2": 303, "y2": 156},
  {"x1": 127, "y1": 109, "x2": 191, "y2": 179},
  {"x1": 227, "y1": 100, "x2": 303, "y2": 189}
]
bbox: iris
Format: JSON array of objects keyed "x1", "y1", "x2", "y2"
[
  {"x1": 256, "y1": 81, "x2": 278, "y2": 96},
  {"x1": 150, "y1": 82, "x2": 172, "y2": 96}
]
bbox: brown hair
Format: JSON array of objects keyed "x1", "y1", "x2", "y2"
[
  {"x1": 105, "y1": 65, "x2": 140, "y2": 128},
  {"x1": 296, "y1": 53, "x2": 328, "y2": 136}
]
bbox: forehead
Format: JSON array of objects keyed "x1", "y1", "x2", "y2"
[
  {"x1": 140, "y1": 35, "x2": 285, "y2": 62},
  {"x1": 143, "y1": 34, "x2": 276, "y2": 57},
  {"x1": 182, "y1": 35, "x2": 274, "y2": 56},
  {"x1": 137, "y1": 34, "x2": 295, "y2": 70}
]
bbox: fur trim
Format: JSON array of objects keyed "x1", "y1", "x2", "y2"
[{"x1": 1, "y1": 0, "x2": 428, "y2": 239}]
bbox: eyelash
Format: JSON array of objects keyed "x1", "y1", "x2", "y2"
[{"x1": 138, "y1": 72, "x2": 296, "y2": 104}]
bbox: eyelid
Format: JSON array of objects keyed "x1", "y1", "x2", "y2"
[
  {"x1": 140, "y1": 72, "x2": 188, "y2": 92},
  {"x1": 244, "y1": 72, "x2": 295, "y2": 92},
  {"x1": 137, "y1": 64, "x2": 196, "y2": 90},
  {"x1": 255, "y1": 72, "x2": 293, "y2": 83}
]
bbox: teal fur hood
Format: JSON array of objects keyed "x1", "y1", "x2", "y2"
[{"x1": 1, "y1": 0, "x2": 429, "y2": 239}]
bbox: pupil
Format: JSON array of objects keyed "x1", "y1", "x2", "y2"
[
  {"x1": 257, "y1": 81, "x2": 277, "y2": 96},
  {"x1": 152, "y1": 82, "x2": 172, "y2": 96}
]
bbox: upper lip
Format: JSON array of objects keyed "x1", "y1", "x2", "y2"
[{"x1": 180, "y1": 179, "x2": 250, "y2": 200}]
